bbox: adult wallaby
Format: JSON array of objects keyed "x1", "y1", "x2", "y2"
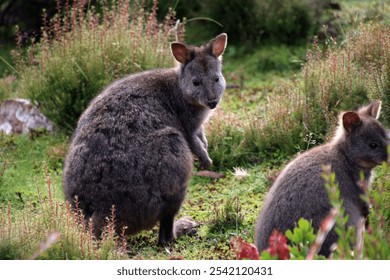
[
  {"x1": 63, "y1": 33, "x2": 227, "y2": 244},
  {"x1": 255, "y1": 101, "x2": 389, "y2": 257}
]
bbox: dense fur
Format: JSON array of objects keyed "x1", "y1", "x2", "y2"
[
  {"x1": 63, "y1": 34, "x2": 227, "y2": 244},
  {"x1": 255, "y1": 101, "x2": 389, "y2": 257}
]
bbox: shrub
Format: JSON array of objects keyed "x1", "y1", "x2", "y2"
[
  {"x1": 181, "y1": 0, "x2": 324, "y2": 45},
  {"x1": 260, "y1": 0, "x2": 318, "y2": 45},
  {"x1": 0, "y1": 0, "x2": 60, "y2": 42},
  {"x1": 12, "y1": 0, "x2": 184, "y2": 131}
]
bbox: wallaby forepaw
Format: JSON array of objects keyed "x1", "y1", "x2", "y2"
[
  {"x1": 158, "y1": 234, "x2": 174, "y2": 245},
  {"x1": 174, "y1": 216, "x2": 200, "y2": 237},
  {"x1": 199, "y1": 157, "x2": 212, "y2": 170}
]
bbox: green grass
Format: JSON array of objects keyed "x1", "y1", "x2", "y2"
[
  {"x1": 115, "y1": 166, "x2": 271, "y2": 260},
  {"x1": 0, "y1": 132, "x2": 273, "y2": 259},
  {"x1": 1, "y1": 133, "x2": 388, "y2": 259},
  {"x1": 0, "y1": 133, "x2": 67, "y2": 209},
  {"x1": 223, "y1": 44, "x2": 307, "y2": 87}
]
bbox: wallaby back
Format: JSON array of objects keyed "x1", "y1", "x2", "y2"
[
  {"x1": 254, "y1": 101, "x2": 389, "y2": 257},
  {"x1": 63, "y1": 33, "x2": 227, "y2": 244}
]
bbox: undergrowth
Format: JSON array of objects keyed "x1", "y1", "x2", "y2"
[
  {"x1": 0, "y1": 179, "x2": 128, "y2": 260},
  {"x1": 0, "y1": 162, "x2": 271, "y2": 260},
  {"x1": 208, "y1": 20, "x2": 390, "y2": 170},
  {"x1": 232, "y1": 163, "x2": 390, "y2": 260},
  {"x1": 3, "y1": 156, "x2": 385, "y2": 260}
]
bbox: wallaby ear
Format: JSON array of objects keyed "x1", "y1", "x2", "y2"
[
  {"x1": 171, "y1": 42, "x2": 191, "y2": 64},
  {"x1": 357, "y1": 100, "x2": 382, "y2": 119},
  {"x1": 342, "y1": 111, "x2": 362, "y2": 133},
  {"x1": 371, "y1": 101, "x2": 382, "y2": 119},
  {"x1": 210, "y1": 33, "x2": 227, "y2": 58}
]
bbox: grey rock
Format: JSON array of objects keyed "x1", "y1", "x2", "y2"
[{"x1": 0, "y1": 99, "x2": 54, "y2": 134}]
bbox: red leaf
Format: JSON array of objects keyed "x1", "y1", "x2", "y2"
[
  {"x1": 230, "y1": 237, "x2": 260, "y2": 260},
  {"x1": 266, "y1": 230, "x2": 290, "y2": 260}
]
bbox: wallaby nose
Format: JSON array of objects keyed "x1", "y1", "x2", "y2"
[{"x1": 207, "y1": 100, "x2": 218, "y2": 109}]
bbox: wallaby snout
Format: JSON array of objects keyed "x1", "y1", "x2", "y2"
[{"x1": 207, "y1": 100, "x2": 219, "y2": 109}]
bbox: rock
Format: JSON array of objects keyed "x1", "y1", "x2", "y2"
[
  {"x1": 0, "y1": 99, "x2": 54, "y2": 135},
  {"x1": 174, "y1": 216, "x2": 200, "y2": 237}
]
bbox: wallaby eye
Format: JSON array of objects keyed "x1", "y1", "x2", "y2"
[
  {"x1": 214, "y1": 77, "x2": 219, "y2": 82},
  {"x1": 192, "y1": 79, "x2": 200, "y2": 86},
  {"x1": 369, "y1": 142, "x2": 380, "y2": 149}
]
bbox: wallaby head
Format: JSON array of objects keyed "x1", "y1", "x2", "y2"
[
  {"x1": 335, "y1": 100, "x2": 390, "y2": 169},
  {"x1": 171, "y1": 33, "x2": 227, "y2": 109}
]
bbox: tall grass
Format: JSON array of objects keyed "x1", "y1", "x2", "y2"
[
  {"x1": 0, "y1": 165, "x2": 127, "y2": 260},
  {"x1": 11, "y1": 0, "x2": 185, "y2": 131},
  {"x1": 208, "y1": 21, "x2": 390, "y2": 170}
]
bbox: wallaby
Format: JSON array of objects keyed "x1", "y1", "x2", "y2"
[
  {"x1": 255, "y1": 101, "x2": 389, "y2": 257},
  {"x1": 63, "y1": 33, "x2": 228, "y2": 244}
]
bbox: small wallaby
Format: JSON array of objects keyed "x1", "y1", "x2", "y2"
[
  {"x1": 255, "y1": 101, "x2": 389, "y2": 257},
  {"x1": 63, "y1": 33, "x2": 227, "y2": 244}
]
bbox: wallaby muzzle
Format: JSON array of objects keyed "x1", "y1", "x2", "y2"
[{"x1": 207, "y1": 100, "x2": 218, "y2": 109}]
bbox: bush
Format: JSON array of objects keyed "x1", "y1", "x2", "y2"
[
  {"x1": 12, "y1": 0, "x2": 184, "y2": 131},
  {"x1": 177, "y1": 0, "x2": 325, "y2": 46},
  {"x1": 260, "y1": 0, "x2": 317, "y2": 44},
  {"x1": 0, "y1": 0, "x2": 60, "y2": 42}
]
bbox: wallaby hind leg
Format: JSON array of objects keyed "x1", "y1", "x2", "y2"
[
  {"x1": 158, "y1": 213, "x2": 176, "y2": 245},
  {"x1": 319, "y1": 229, "x2": 338, "y2": 257},
  {"x1": 90, "y1": 210, "x2": 107, "y2": 238}
]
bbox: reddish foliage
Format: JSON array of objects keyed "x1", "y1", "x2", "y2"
[
  {"x1": 266, "y1": 230, "x2": 290, "y2": 260},
  {"x1": 230, "y1": 237, "x2": 260, "y2": 260}
]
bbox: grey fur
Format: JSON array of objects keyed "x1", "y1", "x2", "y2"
[
  {"x1": 63, "y1": 33, "x2": 227, "y2": 244},
  {"x1": 254, "y1": 101, "x2": 389, "y2": 257}
]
